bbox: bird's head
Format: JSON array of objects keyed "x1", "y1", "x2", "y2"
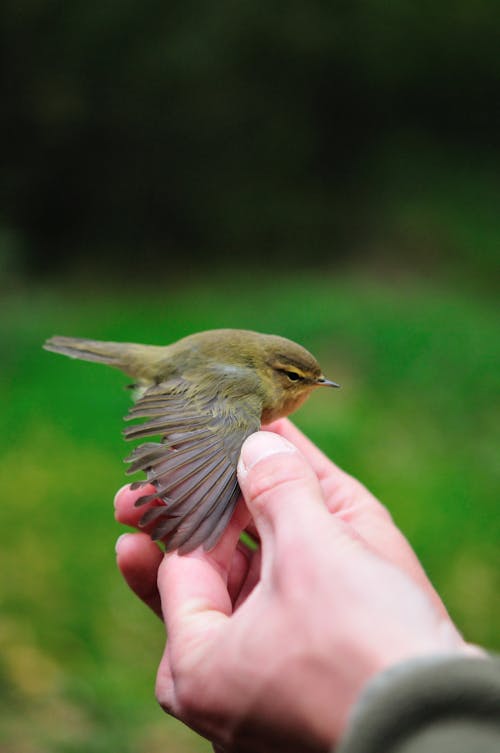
[{"x1": 251, "y1": 333, "x2": 340, "y2": 422}]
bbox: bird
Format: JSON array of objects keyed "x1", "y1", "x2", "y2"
[{"x1": 43, "y1": 329, "x2": 339, "y2": 553}]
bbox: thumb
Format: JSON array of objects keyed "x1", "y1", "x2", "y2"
[{"x1": 237, "y1": 431, "x2": 329, "y2": 549}]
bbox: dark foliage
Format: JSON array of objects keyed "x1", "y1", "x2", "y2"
[{"x1": 1, "y1": 2, "x2": 499, "y2": 276}]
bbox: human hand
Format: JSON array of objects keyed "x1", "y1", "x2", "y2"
[{"x1": 114, "y1": 419, "x2": 472, "y2": 752}]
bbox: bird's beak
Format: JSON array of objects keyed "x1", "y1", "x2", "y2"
[{"x1": 315, "y1": 376, "x2": 341, "y2": 388}]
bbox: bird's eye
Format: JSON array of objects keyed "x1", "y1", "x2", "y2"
[{"x1": 283, "y1": 370, "x2": 301, "y2": 382}]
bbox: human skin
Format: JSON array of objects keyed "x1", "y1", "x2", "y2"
[{"x1": 114, "y1": 419, "x2": 476, "y2": 752}]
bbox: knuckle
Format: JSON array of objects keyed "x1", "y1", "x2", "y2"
[
  {"x1": 156, "y1": 670, "x2": 198, "y2": 719},
  {"x1": 155, "y1": 674, "x2": 175, "y2": 716},
  {"x1": 172, "y1": 676, "x2": 196, "y2": 715}
]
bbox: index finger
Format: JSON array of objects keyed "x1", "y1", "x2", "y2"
[
  {"x1": 263, "y1": 419, "x2": 362, "y2": 516},
  {"x1": 264, "y1": 418, "x2": 350, "y2": 484}
]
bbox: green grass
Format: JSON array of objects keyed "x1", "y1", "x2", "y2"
[{"x1": 0, "y1": 273, "x2": 498, "y2": 752}]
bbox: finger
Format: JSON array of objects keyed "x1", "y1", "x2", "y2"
[
  {"x1": 243, "y1": 518, "x2": 260, "y2": 542},
  {"x1": 207, "y1": 495, "x2": 251, "y2": 575},
  {"x1": 233, "y1": 546, "x2": 261, "y2": 610},
  {"x1": 114, "y1": 483, "x2": 160, "y2": 528},
  {"x1": 154, "y1": 547, "x2": 235, "y2": 719},
  {"x1": 156, "y1": 502, "x2": 249, "y2": 654},
  {"x1": 155, "y1": 644, "x2": 176, "y2": 718},
  {"x1": 264, "y1": 419, "x2": 365, "y2": 513},
  {"x1": 265, "y1": 420, "x2": 404, "y2": 528},
  {"x1": 116, "y1": 532, "x2": 164, "y2": 619},
  {"x1": 267, "y1": 425, "x2": 450, "y2": 617},
  {"x1": 157, "y1": 549, "x2": 231, "y2": 692},
  {"x1": 237, "y1": 431, "x2": 332, "y2": 556},
  {"x1": 115, "y1": 481, "x2": 252, "y2": 607},
  {"x1": 263, "y1": 418, "x2": 345, "y2": 482},
  {"x1": 160, "y1": 499, "x2": 249, "y2": 622},
  {"x1": 344, "y1": 508, "x2": 452, "y2": 620},
  {"x1": 227, "y1": 542, "x2": 253, "y2": 606}
]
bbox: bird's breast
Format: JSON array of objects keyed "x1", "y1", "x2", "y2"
[{"x1": 261, "y1": 389, "x2": 312, "y2": 424}]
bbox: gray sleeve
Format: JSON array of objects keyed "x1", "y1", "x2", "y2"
[{"x1": 334, "y1": 655, "x2": 500, "y2": 753}]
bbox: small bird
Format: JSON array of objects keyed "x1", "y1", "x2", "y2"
[{"x1": 44, "y1": 329, "x2": 339, "y2": 553}]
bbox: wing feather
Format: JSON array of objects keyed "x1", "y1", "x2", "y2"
[
  {"x1": 153, "y1": 452, "x2": 226, "y2": 502},
  {"x1": 123, "y1": 413, "x2": 207, "y2": 440},
  {"x1": 154, "y1": 467, "x2": 237, "y2": 551},
  {"x1": 189, "y1": 482, "x2": 241, "y2": 554},
  {"x1": 124, "y1": 374, "x2": 261, "y2": 552},
  {"x1": 144, "y1": 438, "x2": 221, "y2": 482}
]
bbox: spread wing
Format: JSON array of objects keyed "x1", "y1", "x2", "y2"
[{"x1": 123, "y1": 376, "x2": 261, "y2": 554}]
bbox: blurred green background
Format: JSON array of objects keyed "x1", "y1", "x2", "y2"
[{"x1": 1, "y1": 2, "x2": 499, "y2": 752}]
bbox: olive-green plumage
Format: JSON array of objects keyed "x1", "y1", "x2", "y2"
[{"x1": 44, "y1": 329, "x2": 338, "y2": 553}]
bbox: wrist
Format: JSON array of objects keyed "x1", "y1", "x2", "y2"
[
  {"x1": 336, "y1": 653, "x2": 497, "y2": 753},
  {"x1": 330, "y1": 612, "x2": 474, "y2": 743}
]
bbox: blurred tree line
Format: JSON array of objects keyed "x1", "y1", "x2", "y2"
[{"x1": 1, "y1": 0, "x2": 498, "y2": 281}]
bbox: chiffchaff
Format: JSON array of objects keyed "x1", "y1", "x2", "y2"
[{"x1": 44, "y1": 329, "x2": 338, "y2": 553}]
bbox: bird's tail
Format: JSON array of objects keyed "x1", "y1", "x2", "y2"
[{"x1": 43, "y1": 336, "x2": 156, "y2": 377}]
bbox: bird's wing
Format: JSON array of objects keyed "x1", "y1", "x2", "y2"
[{"x1": 123, "y1": 376, "x2": 261, "y2": 553}]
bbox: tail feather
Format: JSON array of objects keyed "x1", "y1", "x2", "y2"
[{"x1": 43, "y1": 336, "x2": 127, "y2": 365}]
